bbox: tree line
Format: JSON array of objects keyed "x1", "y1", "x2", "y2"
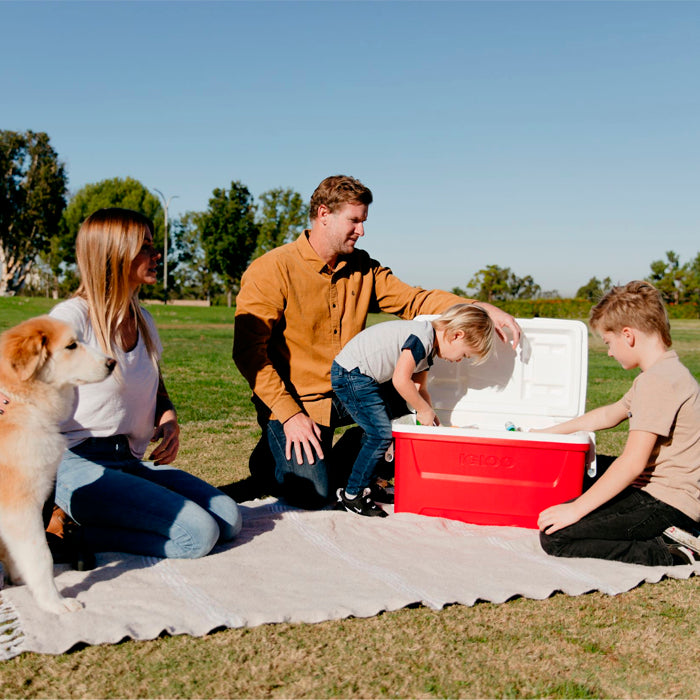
[
  {"x1": 0, "y1": 130, "x2": 308, "y2": 305},
  {"x1": 454, "y1": 256, "x2": 700, "y2": 308},
  {"x1": 2, "y1": 129, "x2": 699, "y2": 309}
]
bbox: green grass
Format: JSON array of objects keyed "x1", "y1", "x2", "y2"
[{"x1": 1, "y1": 300, "x2": 699, "y2": 698}]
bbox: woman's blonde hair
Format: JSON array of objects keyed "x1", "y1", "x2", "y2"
[
  {"x1": 432, "y1": 303, "x2": 495, "y2": 364},
  {"x1": 74, "y1": 207, "x2": 158, "y2": 362}
]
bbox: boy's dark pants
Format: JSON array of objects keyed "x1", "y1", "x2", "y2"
[{"x1": 540, "y1": 486, "x2": 698, "y2": 566}]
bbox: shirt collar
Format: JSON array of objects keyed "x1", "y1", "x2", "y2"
[{"x1": 294, "y1": 231, "x2": 348, "y2": 274}]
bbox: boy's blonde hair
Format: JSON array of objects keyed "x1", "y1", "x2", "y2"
[
  {"x1": 589, "y1": 280, "x2": 672, "y2": 348},
  {"x1": 432, "y1": 303, "x2": 495, "y2": 364},
  {"x1": 75, "y1": 207, "x2": 159, "y2": 363}
]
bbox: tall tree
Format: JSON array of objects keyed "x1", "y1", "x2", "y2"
[
  {"x1": 683, "y1": 253, "x2": 700, "y2": 307},
  {"x1": 576, "y1": 276, "x2": 612, "y2": 301},
  {"x1": 170, "y1": 211, "x2": 222, "y2": 301},
  {"x1": 253, "y1": 187, "x2": 308, "y2": 259},
  {"x1": 647, "y1": 250, "x2": 685, "y2": 305},
  {"x1": 0, "y1": 130, "x2": 67, "y2": 295},
  {"x1": 200, "y1": 181, "x2": 258, "y2": 307},
  {"x1": 454, "y1": 264, "x2": 541, "y2": 302}
]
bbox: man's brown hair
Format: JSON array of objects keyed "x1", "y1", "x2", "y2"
[
  {"x1": 589, "y1": 280, "x2": 672, "y2": 347},
  {"x1": 309, "y1": 175, "x2": 373, "y2": 220}
]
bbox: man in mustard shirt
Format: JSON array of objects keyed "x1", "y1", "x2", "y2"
[{"x1": 233, "y1": 175, "x2": 520, "y2": 508}]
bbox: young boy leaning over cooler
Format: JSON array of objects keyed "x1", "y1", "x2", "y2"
[
  {"x1": 331, "y1": 303, "x2": 495, "y2": 517},
  {"x1": 537, "y1": 281, "x2": 700, "y2": 566}
]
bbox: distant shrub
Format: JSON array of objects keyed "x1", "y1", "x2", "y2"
[
  {"x1": 498, "y1": 299, "x2": 699, "y2": 320},
  {"x1": 666, "y1": 303, "x2": 700, "y2": 319},
  {"x1": 498, "y1": 299, "x2": 592, "y2": 319}
]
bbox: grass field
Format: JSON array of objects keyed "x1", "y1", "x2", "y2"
[{"x1": 0, "y1": 297, "x2": 699, "y2": 699}]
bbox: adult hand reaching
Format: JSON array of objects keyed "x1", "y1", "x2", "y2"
[{"x1": 473, "y1": 302, "x2": 521, "y2": 349}]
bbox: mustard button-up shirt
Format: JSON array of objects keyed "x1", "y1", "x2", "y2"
[{"x1": 233, "y1": 232, "x2": 472, "y2": 427}]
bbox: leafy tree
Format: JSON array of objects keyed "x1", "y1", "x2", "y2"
[
  {"x1": 576, "y1": 276, "x2": 612, "y2": 301},
  {"x1": 647, "y1": 250, "x2": 685, "y2": 305},
  {"x1": 253, "y1": 187, "x2": 308, "y2": 259},
  {"x1": 200, "y1": 181, "x2": 259, "y2": 307},
  {"x1": 509, "y1": 273, "x2": 541, "y2": 300},
  {"x1": 454, "y1": 264, "x2": 541, "y2": 302},
  {"x1": 682, "y1": 253, "x2": 700, "y2": 306},
  {"x1": 0, "y1": 130, "x2": 67, "y2": 295},
  {"x1": 170, "y1": 211, "x2": 222, "y2": 301}
]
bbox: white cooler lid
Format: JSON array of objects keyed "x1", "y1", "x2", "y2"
[{"x1": 418, "y1": 316, "x2": 588, "y2": 426}]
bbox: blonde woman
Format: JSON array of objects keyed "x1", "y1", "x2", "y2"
[{"x1": 49, "y1": 208, "x2": 241, "y2": 558}]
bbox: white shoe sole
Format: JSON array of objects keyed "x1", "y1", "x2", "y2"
[{"x1": 664, "y1": 526, "x2": 700, "y2": 555}]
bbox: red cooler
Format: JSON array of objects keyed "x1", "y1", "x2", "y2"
[{"x1": 393, "y1": 317, "x2": 595, "y2": 528}]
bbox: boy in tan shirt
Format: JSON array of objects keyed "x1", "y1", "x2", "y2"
[{"x1": 537, "y1": 281, "x2": 700, "y2": 566}]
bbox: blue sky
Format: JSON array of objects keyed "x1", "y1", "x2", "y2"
[{"x1": 3, "y1": 0, "x2": 699, "y2": 296}]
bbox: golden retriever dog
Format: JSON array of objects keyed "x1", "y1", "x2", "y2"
[{"x1": 0, "y1": 316, "x2": 115, "y2": 614}]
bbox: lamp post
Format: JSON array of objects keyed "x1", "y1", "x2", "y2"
[{"x1": 152, "y1": 188, "x2": 179, "y2": 297}]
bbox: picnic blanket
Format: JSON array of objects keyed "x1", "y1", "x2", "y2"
[{"x1": 1, "y1": 497, "x2": 698, "y2": 660}]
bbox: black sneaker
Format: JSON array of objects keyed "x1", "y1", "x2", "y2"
[
  {"x1": 335, "y1": 488, "x2": 388, "y2": 518},
  {"x1": 370, "y1": 479, "x2": 395, "y2": 505}
]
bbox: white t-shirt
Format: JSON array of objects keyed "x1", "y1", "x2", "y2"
[{"x1": 50, "y1": 297, "x2": 163, "y2": 458}]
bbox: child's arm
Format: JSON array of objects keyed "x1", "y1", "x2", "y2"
[
  {"x1": 538, "y1": 429, "x2": 657, "y2": 534},
  {"x1": 412, "y1": 370, "x2": 431, "y2": 400},
  {"x1": 392, "y1": 350, "x2": 439, "y2": 426},
  {"x1": 532, "y1": 400, "x2": 629, "y2": 435}
]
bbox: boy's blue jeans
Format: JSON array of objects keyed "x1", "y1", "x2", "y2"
[
  {"x1": 330, "y1": 362, "x2": 394, "y2": 496},
  {"x1": 540, "y1": 486, "x2": 698, "y2": 566},
  {"x1": 55, "y1": 436, "x2": 242, "y2": 559}
]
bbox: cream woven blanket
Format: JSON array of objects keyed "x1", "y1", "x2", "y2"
[{"x1": 1, "y1": 498, "x2": 697, "y2": 660}]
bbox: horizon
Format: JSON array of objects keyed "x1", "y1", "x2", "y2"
[{"x1": 3, "y1": 0, "x2": 699, "y2": 297}]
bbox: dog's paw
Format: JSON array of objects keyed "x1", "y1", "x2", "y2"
[
  {"x1": 60, "y1": 597, "x2": 84, "y2": 613},
  {"x1": 40, "y1": 596, "x2": 84, "y2": 614},
  {"x1": 3, "y1": 567, "x2": 24, "y2": 585}
]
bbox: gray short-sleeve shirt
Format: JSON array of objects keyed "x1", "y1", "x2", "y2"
[{"x1": 334, "y1": 319, "x2": 435, "y2": 383}]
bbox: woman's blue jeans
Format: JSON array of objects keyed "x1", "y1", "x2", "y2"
[
  {"x1": 55, "y1": 436, "x2": 242, "y2": 559},
  {"x1": 540, "y1": 486, "x2": 698, "y2": 566},
  {"x1": 331, "y1": 362, "x2": 394, "y2": 496}
]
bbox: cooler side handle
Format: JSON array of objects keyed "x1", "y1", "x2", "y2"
[{"x1": 586, "y1": 431, "x2": 597, "y2": 477}]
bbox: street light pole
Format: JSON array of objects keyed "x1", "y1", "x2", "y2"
[{"x1": 153, "y1": 188, "x2": 179, "y2": 297}]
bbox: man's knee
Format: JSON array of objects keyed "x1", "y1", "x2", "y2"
[
  {"x1": 248, "y1": 436, "x2": 278, "y2": 495},
  {"x1": 280, "y1": 473, "x2": 330, "y2": 510}
]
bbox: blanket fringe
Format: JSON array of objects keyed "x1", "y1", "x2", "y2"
[{"x1": 0, "y1": 595, "x2": 25, "y2": 661}]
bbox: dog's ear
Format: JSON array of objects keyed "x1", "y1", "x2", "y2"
[{"x1": 5, "y1": 326, "x2": 50, "y2": 382}]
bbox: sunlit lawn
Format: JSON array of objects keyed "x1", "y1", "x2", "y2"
[{"x1": 0, "y1": 298, "x2": 699, "y2": 698}]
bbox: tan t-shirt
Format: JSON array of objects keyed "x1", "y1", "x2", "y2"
[{"x1": 624, "y1": 350, "x2": 700, "y2": 521}]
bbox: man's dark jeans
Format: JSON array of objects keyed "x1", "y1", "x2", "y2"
[
  {"x1": 540, "y1": 486, "x2": 698, "y2": 566},
  {"x1": 249, "y1": 387, "x2": 405, "y2": 509}
]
